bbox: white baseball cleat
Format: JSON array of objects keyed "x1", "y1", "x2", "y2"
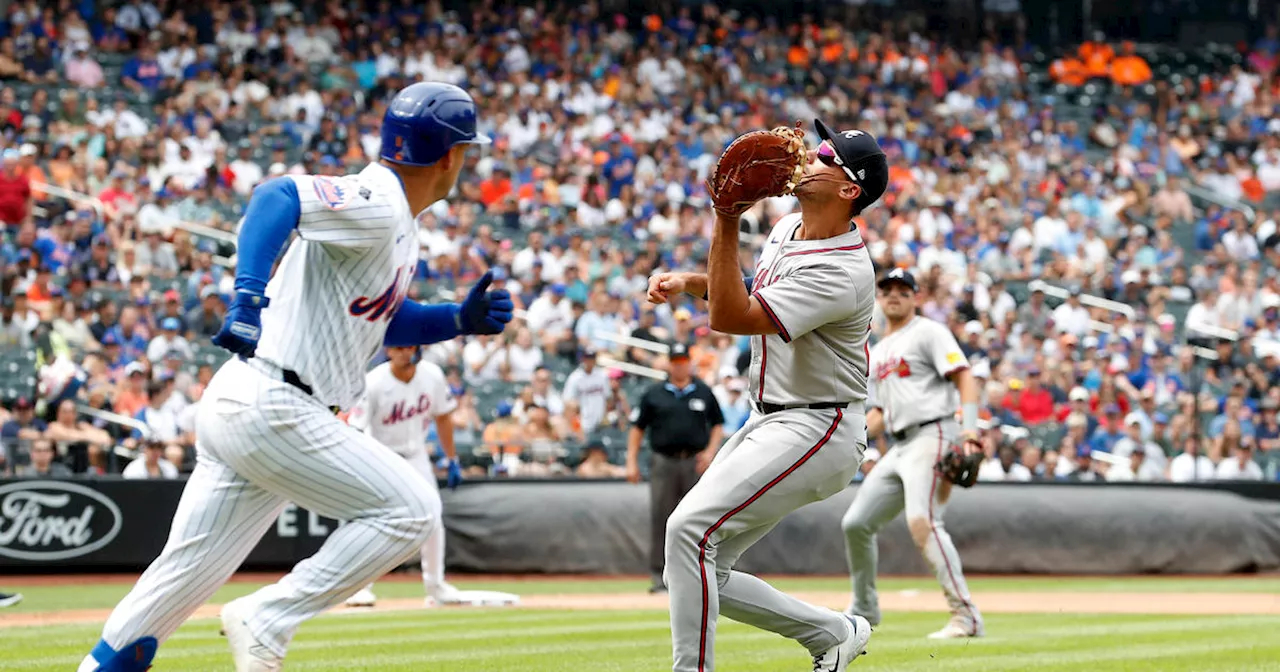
[
  {"x1": 345, "y1": 587, "x2": 378, "y2": 608},
  {"x1": 425, "y1": 584, "x2": 520, "y2": 608},
  {"x1": 927, "y1": 617, "x2": 984, "y2": 640},
  {"x1": 813, "y1": 613, "x2": 871, "y2": 671},
  {"x1": 220, "y1": 598, "x2": 283, "y2": 672},
  {"x1": 428, "y1": 582, "x2": 464, "y2": 605}
]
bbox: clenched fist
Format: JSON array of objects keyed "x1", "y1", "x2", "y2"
[{"x1": 647, "y1": 273, "x2": 688, "y2": 305}]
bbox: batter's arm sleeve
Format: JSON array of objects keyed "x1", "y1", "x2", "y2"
[
  {"x1": 292, "y1": 175, "x2": 396, "y2": 249},
  {"x1": 751, "y1": 264, "x2": 856, "y2": 343},
  {"x1": 234, "y1": 177, "x2": 301, "y2": 295},
  {"x1": 925, "y1": 322, "x2": 970, "y2": 378},
  {"x1": 384, "y1": 300, "x2": 461, "y2": 347}
]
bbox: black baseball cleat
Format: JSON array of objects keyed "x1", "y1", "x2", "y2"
[{"x1": 0, "y1": 593, "x2": 22, "y2": 608}]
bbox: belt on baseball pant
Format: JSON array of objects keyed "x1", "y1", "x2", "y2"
[
  {"x1": 755, "y1": 401, "x2": 850, "y2": 415},
  {"x1": 889, "y1": 417, "x2": 950, "y2": 442},
  {"x1": 243, "y1": 357, "x2": 341, "y2": 415}
]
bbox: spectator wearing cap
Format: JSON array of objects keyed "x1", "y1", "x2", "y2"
[
  {"x1": 1, "y1": 397, "x2": 46, "y2": 458},
  {"x1": 1215, "y1": 433, "x2": 1264, "y2": 481},
  {"x1": 626, "y1": 343, "x2": 724, "y2": 593},
  {"x1": 712, "y1": 376, "x2": 751, "y2": 433},
  {"x1": 186, "y1": 285, "x2": 225, "y2": 338},
  {"x1": 146, "y1": 316, "x2": 192, "y2": 363},
  {"x1": 576, "y1": 439, "x2": 626, "y2": 479},
  {"x1": 107, "y1": 305, "x2": 150, "y2": 364},
  {"x1": 1006, "y1": 367, "x2": 1055, "y2": 426},
  {"x1": 1059, "y1": 386, "x2": 1099, "y2": 435},
  {"x1": 563, "y1": 347, "x2": 610, "y2": 434},
  {"x1": 1112, "y1": 413, "x2": 1168, "y2": 474},
  {"x1": 481, "y1": 401, "x2": 525, "y2": 473},
  {"x1": 1089, "y1": 404, "x2": 1128, "y2": 454},
  {"x1": 14, "y1": 438, "x2": 73, "y2": 478},
  {"x1": 1255, "y1": 402, "x2": 1280, "y2": 453},
  {"x1": 1063, "y1": 439, "x2": 1102, "y2": 482},
  {"x1": 114, "y1": 362, "x2": 151, "y2": 418},
  {"x1": 1105, "y1": 442, "x2": 1163, "y2": 482},
  {"x1": 122, "y1": 438, "x2": 179, "y2": 480},
  {"x1": 0, "y1": 148, "x2": 32, "y2": 227}
]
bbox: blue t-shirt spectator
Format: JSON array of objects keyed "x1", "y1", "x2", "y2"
[{"x1": 122, "y1": 55, "x2": 164, "y2": 91}]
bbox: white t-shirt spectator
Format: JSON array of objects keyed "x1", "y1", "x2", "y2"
[
  {"x1": 136, "y1": 404, "x2": 182, "y2": 443},
  {"x1": 230, "y1": 158, "x2": 265, "y2": 196},
  {"x1": 122, "y1": 456, "x2": 179, "y2": 479},
  {"x1": 1215, "y1": 456, "x2": 1264, "y2": 481},
  {"x1": 497, "y1": 344, "x2": 542, "y2": 383},
  {"x1": 563, "y1": 365, "x2": 610, "y2": 433},
  {"x1": 512, "y1": 247, "x2": 555, "y2": 282},
  {"x1": 1051, "y1": 302, "x2": 1090, "y2": 336},
  {"x1": 147, "y1": 333, "x2": 193, "y2": 363},
  {"x1": 462, "y1": 339, "x2": 503, "y2": 386},
  {"x1": 1032, "y1": 213, "x2": 1067, "y2": 252},
  {"x1": 1222, "y1": 229, "x2": 1260, "y2": 260},
  {"x1": 977, "y1": 459, "x2": 1032, "y2": 482},
  {"x1": 1168, "y1": 452, "x2": 1216, "y2": 482},
  {"x1": 525, "y1": 293, "x2": 573, "y2": 337},
  {"x1": 1104, "y1": 458, "x2": 1165, "y2": 482}
]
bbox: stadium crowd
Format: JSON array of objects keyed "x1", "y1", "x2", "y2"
[{"x1": 0, "y1": 0, "x2": 1279, "y2": 483}]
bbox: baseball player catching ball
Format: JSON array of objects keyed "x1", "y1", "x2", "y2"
[
  {"x1": 343, "y1": 345, "x2": 518, "y2": 609},
  {"x1": 840, "y1": 268, "x2": 985, "y2": 639},
  {"x1": 647, "y1": 119, "x2": 888, "y2": 672},
  {"x1": 80, "y1": 82, "x2": 513, "y2": 672}
]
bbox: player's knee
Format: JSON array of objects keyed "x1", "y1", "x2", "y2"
[
  {"x1": 663, "y1": 507, "x2": 702, "y2": 558},
  {"x1": 841, "y1": 508, "x2": 874, "y2": 537},
  {"x1": 907, "y1": 516, "x2": 933, "y2": 549},
  {"x1": 389, "y1": 490, "x2": 438, "y2": 543}
]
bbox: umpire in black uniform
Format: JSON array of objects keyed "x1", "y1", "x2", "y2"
[{"x1": 626, "y1": 343, "x2": 724, "y2": 593}]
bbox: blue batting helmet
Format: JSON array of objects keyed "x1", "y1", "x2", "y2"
[{"x1": 380, "y1": 82, "x2": 491, "y2": 167}]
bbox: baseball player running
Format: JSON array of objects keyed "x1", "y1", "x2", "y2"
[
  {"x1": 840, "y1": 268, "x2": 985, "y2": 639},
  {"x1": 343, "y1": 345, "x2": 518, "y2": 609},
  {"x1": 80, "y1": 83, "x2": 513, "y2": 672},
  {"x1": 647, "y1": 120, "x2": 887, "y2": 672}
]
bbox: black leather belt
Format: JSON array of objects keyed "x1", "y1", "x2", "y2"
[
  {"x1": 758, "y1": 401, "x2": 849, "y2": 415},
  {"x1": 890, "y1": 417, "x2": 948, "y2": 442},
  {"x1": 245, "y1": 357, "x2": 340, "y2": 415}
]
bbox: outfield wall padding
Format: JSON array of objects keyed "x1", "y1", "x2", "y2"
[
  {"x1": 442, "y1": 483, "x2": 1280, "y2": 576},
  {"x1": 2, "y1": 479, "x2": 1278, "y2": 574}
]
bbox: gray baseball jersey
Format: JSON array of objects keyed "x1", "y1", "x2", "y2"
[
  {"x1": 868, "y1": 316, "x2": 967, "y2": 435},
  {"x1": 751, "y1": 214, "x2": 876, "y2": 406}
]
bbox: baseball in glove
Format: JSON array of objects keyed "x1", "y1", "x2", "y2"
[
  {"x1": 934, "y1": 447, "x2": 984, "y2": 488},
  {"x1": 706, "y1": 122, "x2": 807, "y2": 217}
]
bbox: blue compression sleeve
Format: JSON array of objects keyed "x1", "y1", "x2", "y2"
[
  {"x1": 385, "y1": 300, "x2": 462, "y2": 347},
  {"x1": 235, "y1": 178, "x2": 301, "y2": 295}
]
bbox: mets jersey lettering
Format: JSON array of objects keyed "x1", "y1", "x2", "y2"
[
  {"x1": 349, "y1": 360, "x2": 456, "y2": 456},
  {"x1": 382, "y1": 394, "x2": 432, "y2": 426}
]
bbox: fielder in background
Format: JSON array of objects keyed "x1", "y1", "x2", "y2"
[
  {"x1": 343, "y1": 345, "x2": 518, "y2": 609},
  {"x1": 840, "y1": 268, "x2": 985, "y2": 639},
  {"x1": 647, "y1": 119, "x2": 888, "y2": 672},
  {"x1": 80, "y1": 82, "x2": 512, "y2": 672}
]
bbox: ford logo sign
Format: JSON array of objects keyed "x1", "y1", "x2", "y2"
[{"x1": 0, "y1": 481, "x2": 123, "y2": 561}]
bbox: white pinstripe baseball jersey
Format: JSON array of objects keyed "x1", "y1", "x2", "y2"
[
  {"x1": 254, "y1": 163, "x2": 420, "y2": 410},
  {"x1": 347, "y1": 360, "x2": 457, "y2": 456},
  {"x1": 750, "y1": 213, "x2": 876, "y2": 406}
]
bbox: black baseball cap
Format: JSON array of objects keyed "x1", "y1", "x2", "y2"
[
  {"x1": 669, "y1": 343, "x2": 691, "y2": 360},
  {"x1": 877, "y1": 268, "x2": 918, "y2": 292},
  {"x1": 814, "y1": 118, "x2": 889, "y2": 211}
]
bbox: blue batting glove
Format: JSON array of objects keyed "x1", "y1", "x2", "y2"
[
  {"x1": 446, "y1": 458, "x2": 463, "y2": 490},
  {"x1": 456, "y1": 271, "x2": 514, "y2": 335},
  {"x1": 213, "y1": 291, "x2": 270, "y2": 358}
]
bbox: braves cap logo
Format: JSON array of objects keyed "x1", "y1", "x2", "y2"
[
  {"x1": 888, "y1": 268, "x2": 905, "y2": 280},
  {"x1": 314, "y1": 177, "x2": 353, "y2": 211}
]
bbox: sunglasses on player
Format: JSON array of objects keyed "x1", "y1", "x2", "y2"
[{"x1": 816, "y1": 141, "x2": 859, "y2": 183}]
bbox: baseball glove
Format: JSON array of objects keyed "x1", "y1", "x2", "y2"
[
  {"x1": 934, "y1": 448, "x2": 984, "y2": 488},
  {"x1": 706, "y1": 123, "x2": 807, "y2": 217}
]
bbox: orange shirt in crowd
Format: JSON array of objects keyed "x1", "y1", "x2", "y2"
[
  {"x1": 20, "y1": 164, "x2": 47, "y2": 200},
  {"x1": 482, "y1": 420, "x2": 524, "y2": 455},
  {"x1": 1110, "y1": 54, "x2": 1152, "y2": 86},
  {"x1": 787, "y1": 45, "x2": 810, "y2": 67},
  {"x1": 1079, "y1": 41, "x2": 1114, "y2": 78},
  {"x1": 478, "y1": 175, "x2": 512, "y2": 208},
  {"x1": 114, "y1": 389, "x2": 149, "y2": 419},
  {"x1": 1050, "y1": 57, "x2": 1088, "y2": 86}
]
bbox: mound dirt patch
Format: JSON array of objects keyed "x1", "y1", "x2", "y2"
[{"x1": 2, "y1": 589, "x2": 1277, "y2": 630}]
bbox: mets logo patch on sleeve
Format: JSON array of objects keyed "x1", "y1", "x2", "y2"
[{"x1": 313, "y1": 177, "x2": 355, "y2": 210}]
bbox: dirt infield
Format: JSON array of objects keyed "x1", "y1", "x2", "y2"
[{"x1": 2, "y1": 587, "x2": 1277, "y2": 630}]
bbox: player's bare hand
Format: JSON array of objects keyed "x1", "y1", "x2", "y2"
[
  {"x1": 625, "y1": 461, "x2": 642, "y2": 484},
  {"x1": 647, "y1": 273, "x2": 684, "y2": 304},
  {"x1": 695, "y1": 450, "x2": 715, "y2": 474},
  {"x1": 960, "y1": 430, "x2": 982, "y2": 456}
]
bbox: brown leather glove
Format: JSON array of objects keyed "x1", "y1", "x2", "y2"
[{"x1": 705, "y1": 123, "x2": 807, "y2": 217}]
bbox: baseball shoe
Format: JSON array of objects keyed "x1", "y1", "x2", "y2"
[
  {"x1": 220, "y1": 598, "x2": 283, "y2": 672},
  {"x1": 842, "y1": 606, "x2": 879, "y2": 627},
  {"x1": 345, "y1": 587, "x2": 377, "y2": 608},
  {"x1": 926, "y1": 616, "x2": 984, "y2": 640},
  {"x1": 426, "y1": 582, "x2": 463, "y2": 607},
  {"x1": 812, "y1": 614, "x2": 871, "y2": 671},
  {"x1": 648, "y1": 583, "x2": 668, "y2": 595},
  {"x1": 0, "y1": 592, "x2": 22, "y2": 608}
]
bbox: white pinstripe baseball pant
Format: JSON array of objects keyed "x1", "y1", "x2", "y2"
[{"x1": 96, "y1": 357, "x2": 440, "y2": 658}]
